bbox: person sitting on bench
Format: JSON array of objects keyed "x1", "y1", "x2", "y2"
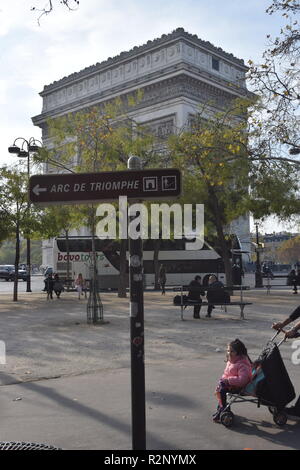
[
  {"x1": 187, "y1": 275, "x2": 205, "y2": 319},
  {"x1": 206, "y1": 274, "x2": 230, "y2": 318}
]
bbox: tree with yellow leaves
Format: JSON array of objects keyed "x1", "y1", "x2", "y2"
[
  {"x1": 169, "y1": 96, "x2": 300, "y2": 286},
  {"x1": 169, "y1": 103, "x2": 251, "y2": 286},
  {"x1": 35, "y1": 96, "x2": 157, "y2": 298}
]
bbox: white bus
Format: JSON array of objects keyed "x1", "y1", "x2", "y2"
[{"x1": 52, "y1": 236, "x2": 242, "y2": 288}]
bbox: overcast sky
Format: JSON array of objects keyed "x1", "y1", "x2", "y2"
[{"x1": 0, "y1": 0, "x2": 298, "y2": 233}]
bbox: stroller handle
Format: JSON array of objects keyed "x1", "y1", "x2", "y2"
[
  {"x1": 270, "y1": 329, "x2": 284, "y2": 342},
  {"x1": 271, "y1": 327, "x2": 299, "y2": 346},
  {"x1": 269, "y1": 329, "x2": 286, "y2": 348},
  {"x1": 270, "y1": 330, "x2": 282, "y2": 341}
]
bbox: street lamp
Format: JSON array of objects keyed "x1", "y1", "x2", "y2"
[
  {"x1": 254, "y1": 222, "x2": 263, "y2": 288},
  {"x1": 8, "y1": 137, "x2": 42, "y2": 293},
  {"x1": 288, "y1": 138, "x2": 300, "y2": 155}
]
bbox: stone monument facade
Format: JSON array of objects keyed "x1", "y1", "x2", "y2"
[{"x1": 32, "y1": 28, "x2": 251, "y2": 266}]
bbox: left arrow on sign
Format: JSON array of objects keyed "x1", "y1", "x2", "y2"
[{"x1": 33, "y1": 184, "x2": 47, "y2": 196}]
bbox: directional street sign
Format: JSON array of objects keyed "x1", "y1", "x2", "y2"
[{"x1": 29, "y1": 168, "x2": 181, "y2": 205}]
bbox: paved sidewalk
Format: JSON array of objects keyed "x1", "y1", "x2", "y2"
[
  {"x1": 1, "y1": 359, "x2": 299, "y2": 450},
  {"x1": 0, "y1": 288, "x2": 299, "y2": 449}
]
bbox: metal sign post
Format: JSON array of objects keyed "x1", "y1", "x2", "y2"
[{"x1": 127, "y1": 156, "x2": 146, "y2": 450}]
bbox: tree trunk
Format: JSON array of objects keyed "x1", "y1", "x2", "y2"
[
  {"x1": 90, "y1": 206, "x2": 98, "y2": 323},
  {"x1": 118, "y1": 239, "x2": 127, "y2": 298},
  {"x1": 13, "y1": 223, "x2": 20, "y2": 302},
  {"x1": 91, "y1": 207, "x2": 97, "y2": 285},
  {"x1": 65, "y1": 229, "x2": 71, "y2": 290},
  {"x1": 209, "y1": 188, "x2": 233, "y2": 288},
  {"x1": 153, "y1": 238, "x2": 161, "y2": 290}
]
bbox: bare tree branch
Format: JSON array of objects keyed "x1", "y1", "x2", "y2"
[{"x1": 31, "y1": 0, "x2": 79, "y2": 24}]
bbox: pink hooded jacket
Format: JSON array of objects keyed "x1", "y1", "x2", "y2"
[{"x1": 222, "y1": 355, "x2": 252, "y2": 388}]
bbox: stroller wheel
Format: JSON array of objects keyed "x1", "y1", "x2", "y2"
[
  {"x1": 220, "y1": 411, "x2": 234, "y2": 428},
  {"x1": 273, "y1": 411, "x2": 287, "y2": 427},
  {"x1": 268, "y1": 406, "x2": 276, "y2": 415}
]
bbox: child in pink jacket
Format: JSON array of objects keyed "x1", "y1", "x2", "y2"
[{"x1": 213, "y1": 338, "x2": 252, "y2": 422}]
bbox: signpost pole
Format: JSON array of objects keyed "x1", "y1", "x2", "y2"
[{"x1": 128, "y1": 156, "x2": 146, "y2": 450}]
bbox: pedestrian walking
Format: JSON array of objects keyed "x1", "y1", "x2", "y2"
[
  {"x1": 287, "y1": 269, "x2": 300, "y2": 294},
  {"x1": 159, "y1": 264, "x2": 167, "y2": 295},
  {"x1": 75, "y1": 273, "x2": 87, "y2": 299},
  {"x1": 232, "y1": 262, "x2": 242, "y2": 285}
]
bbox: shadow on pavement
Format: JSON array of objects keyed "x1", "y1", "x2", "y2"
[
  {"x1": 0, "y1": 372, "x2": 173, "y2": 450},
  {"x1": 229, "y1": 414, "x2": 300, "y2": 450}
]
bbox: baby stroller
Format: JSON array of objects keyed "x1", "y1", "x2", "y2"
[{"x1": 219, "y1": 330, "x2": 297, "y2": 428}]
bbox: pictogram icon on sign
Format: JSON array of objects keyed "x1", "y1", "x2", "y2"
[
  {"x1": 143, "y1": 176, "x2": 158, "y2": 192},
  {"x1": 162, "y1": 175, "x2": 177, "y2": 191}
]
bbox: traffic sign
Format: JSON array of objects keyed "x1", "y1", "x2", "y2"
[{"x1": 29, "y1": 168, "x2": 181, "y2": 205}]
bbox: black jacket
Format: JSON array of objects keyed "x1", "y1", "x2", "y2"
[
  {"x1": 290, "y1": 306, "x2": 300, "y2": 322},
  {"x1": 44, "y1": 276, "x2": 54, "y2": 292},
  {"x1": 188, "y1": 280, "x2": 205, "y2": 301},
  {"x1": 207, "y1": 280, "x2": 230, "y2": 303}
]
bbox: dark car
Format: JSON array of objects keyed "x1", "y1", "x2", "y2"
[
  {"x1": 0, "y1": 265, "x2": 15, "y2": 281},
  {"x1": 0, "y1": 265, "x2": 28, "y2": 282},
  {"x1": 17, "y1": 268, "x2": 28, "y2": 281}
]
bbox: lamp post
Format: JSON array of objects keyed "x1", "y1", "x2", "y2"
[
  {"x1": 254, "y1": 222, "x2": 263, "y2": 288},
  {"x1": 288, "y1": 138, "x2": 300, "y2": 155},
  {"x1": 8, "y1": 137, "x2": 41, "y2": 293}
]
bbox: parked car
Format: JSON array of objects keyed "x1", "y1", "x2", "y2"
[
  {"x1": 17, "y1": 268, "x2": 28, "y2": 281},
  {"x1": 0, "y1": 265, "x2": 15, "y2": 281},
  {"x1": 0, "y1": 265, "x2": 28, "y2": 282}
]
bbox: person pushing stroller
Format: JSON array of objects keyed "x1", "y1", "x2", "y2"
[{"x1": 272, "y1": 305, "x2": 300, "y2": 418}]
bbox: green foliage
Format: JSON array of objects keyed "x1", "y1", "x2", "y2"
[
  {"x1": 0, "y1": 164, "x2": 63, "y2": 271},
  {"x1": 37, "y1": 205, "x2": 81, "y2": 239},
  {"x1": 0, "y1": 240, "x2": 42, "y2": 265},
  {"x1": 248, "y1": 160, "x2": 300, "y2": 220},
  {"x1": 0, "y1": 164, "x2": 48, "y2": 300},
  {"x1": 168, "y1": 96, "x2": 300, "y2": 282},
  {"x1": 168, "y1": 100, "x2": 251, "y2": 228},
  {"x1": 44, "y1": 94, "x2": 154, "y2": 173},
  {"x1": 0, "y1": 210, "x2": 13, "y2": 243},
  {"x1": 38, "y1": 97, "x2": 157, "y2": 235},
  {"x1": 0, "y1": 165, "x2": 41, "y2": 236}
]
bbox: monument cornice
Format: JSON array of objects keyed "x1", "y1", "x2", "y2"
[
  {"x1": 41, "y1": 28, "x2": 247, "y2": 96},
  {"x1": 32, "y1": 71, "x2": 250, "y2": 128},
  {"x1": 33, "y1": 60, "x2": 250, "y2": 126}
]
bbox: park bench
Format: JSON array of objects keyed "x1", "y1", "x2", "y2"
[
  {"x1": 63, "y1": 278, "x2": 74, "y2": 290},
  {"x1": 173, "y1": 285, "x2": 252, "y2": 320},
  {"x1": 62, "y1": 278, "x2": 91, "y2": 292},
  {"x1": 263, "y1": 275, "x2": 294, "y2": 295}
]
